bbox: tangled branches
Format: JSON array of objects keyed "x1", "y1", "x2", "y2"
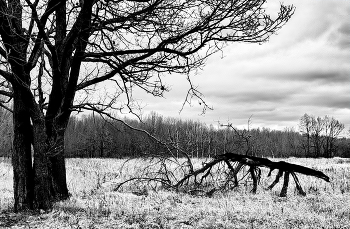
[
  {"x1": 113, "y1": 124, "x2": 330, "y2": 197},
  {"x1": 115, "y1": 152, "x2": 329, "y2": 197}
]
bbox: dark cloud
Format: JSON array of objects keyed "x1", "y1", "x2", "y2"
[
  {"x1": 252, "y1": 111, "x2": 301, "y2": 122},
  {"x1": 295, "y1": 93, "x2": 350, "y2": 109},
  {"x1": 335, "y1": 22, "x2": 350, "y2": 49},
  {"x1": 267, "y1": 70, "x2": 350, "y2": 85},
  {"x1": 245, "y1": 106, "x2": 277, "y2": 113},
  {"x1": 208, "y1": 87, "x2": 297, "y2": 104},
  {"x1": 305, "y1": 71, "x2": 349, "y2": 84},
  {"x1": 337, "y1": 37, "x2": 350, "y2": 50},
  {"x1": 338, "y1": 22, "x2": 350, "y2": 37}
]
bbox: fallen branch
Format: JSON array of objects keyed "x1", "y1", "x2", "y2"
[
  {"x1": 169, "y1": 152, "x2": 330, "y2": 196},
  {"x1": 216, "y1": 153, "x2": 330, "y2": 196},
  {"x1": 218, "y1": 153, "x2": 329, "y2": 181},
  {"x1": 115, "y1": 152, "x2": 330, "y2": 197}
]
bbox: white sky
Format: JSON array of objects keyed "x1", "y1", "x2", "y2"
[{"x1": 132, "y1": 0, "x2": 350, "y2": 133}]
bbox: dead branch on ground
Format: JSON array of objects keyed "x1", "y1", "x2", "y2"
[{"x1": 113, "y1": 123, "x2": 330, "y2": 197}]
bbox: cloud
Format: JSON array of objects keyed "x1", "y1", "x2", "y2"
[
  {"x1": 206, "y1": 83, "x2": 297, "y2": 104},
  {"x1": 132, "y1": 0, "x2": 350, "y2": 132},
  {"x1": 270, "y1": 0, "x2": 350, "y2": 46},
  {"x1": 267, "y1": 70, "x2": 350, "y2": 86},
  {"x1": 332, "y1": 21, "x2": 350, "y2": 50},
  {"x1": 290, "y1": 84, "x2": 350, "y2": 109}
]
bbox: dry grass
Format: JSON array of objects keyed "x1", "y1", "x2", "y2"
[{"x1": 0, "y1": 157, "x2": 349, "y2": 228}]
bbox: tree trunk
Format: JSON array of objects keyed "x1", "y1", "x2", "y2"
[
  {"x1": 12, "y1": 88, "x2": 70, "y2": 211},
  {"x1": 48, "y1": 133, "x2": 69, "y2": 200},
  {"x1": 12, "y1": 90, "x2": 34, "y2": 212},
  {"x1": 307, "y1": 134, "x2": 310, "y2": 156},
  {"x1": 32, "y1": 118, "x2": 52, "y2": 210}
]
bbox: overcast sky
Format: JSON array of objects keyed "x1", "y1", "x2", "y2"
[{"x1": 134, "y1": 0, "x2": 350, "y2": 133}]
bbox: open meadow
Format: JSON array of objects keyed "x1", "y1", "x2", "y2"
[{"x1": 1, "y1": 157, "x2": 349, "y2": 228}]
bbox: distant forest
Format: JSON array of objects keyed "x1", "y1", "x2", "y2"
[{"x1": 1, "y1": 109, "x2": 349, "y2": 158}]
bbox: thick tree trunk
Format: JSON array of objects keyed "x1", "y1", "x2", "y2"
[
  {"x1": 2, "y1": 0, "x2": 70, "y2": 211},
  {"x1": 12, "y1": 92, "x2": 69, "y2": 211},
  {"x1": 48, "y1": 133, "x2": 69, "y2": 200},
  {"x1": 32, "y1": 119, "x2": 52, "y2": 210},
  {"x1": 12, "y1": 90, "x2": 34, "y2": 212}
]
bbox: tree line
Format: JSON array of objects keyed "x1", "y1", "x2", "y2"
[
  {"x1": 1, "y1": 110, "x2": 349, "y2": 159},
  {"x1": 299, "y1": 114, "x2": 346, "y2": 158}
]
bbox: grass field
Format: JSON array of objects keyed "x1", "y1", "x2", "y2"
[{"x1": 0, "y1": 157, "x2": 349, "y2": 228}]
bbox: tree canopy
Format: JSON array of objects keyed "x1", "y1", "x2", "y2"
[
  {"x1": 0, "y1": 0, "x2": 295, "y2": 211},
  {"x1": 1, "y1": 0, "x2": 295, "y2": 113}
]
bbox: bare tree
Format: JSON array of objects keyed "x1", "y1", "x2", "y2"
[
  {"x1": 299, "y1": 113, "x2": 313, "y2": 156},
  {"x1": 299, "y1": 114, "x2": 345, "y2": 158},
  {"x1": 323, "y1": 116, "x2": 345, "y2": 158},
  {"x1": 310, "y1": 116, "x2": 325, "y2": 157},
  {"x1": 0, "y1": 0, "x2": 295, "y2": 211}
]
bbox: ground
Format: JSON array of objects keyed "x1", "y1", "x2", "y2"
[{"x1": 0, "y1": 157, "x2": 349, "y2": 228}]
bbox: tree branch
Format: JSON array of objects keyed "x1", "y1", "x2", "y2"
[
  {"x1": 0, "y1": 89, "x2": 13, "y2": 98},
  {"x1": 0, "y1": 102, "x2": 13, "y2": 113},
  {"x1": 25, "y1": 0, "x2": 64, "y2": 71},
  {"x1": 0, "y1": 69, "x2": 14, "y2": 83}
]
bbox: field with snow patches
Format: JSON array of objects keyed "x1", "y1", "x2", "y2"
[{"x1": 0, "y1": 157, "x2": 349, "y2": 228}]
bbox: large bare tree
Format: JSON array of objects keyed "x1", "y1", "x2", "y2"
[
  {"x1": 299, "y1": 114, "x2": 345, "y2": 157},
  {"x1": 0, "y1": 0, "x2": 294, "y2": 211}
]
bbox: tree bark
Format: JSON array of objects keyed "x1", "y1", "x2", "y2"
[
  {"x1": 12, "y1": 66, "x2": 55, "y2": 210},
  {"x1": 12, "y1": 90, "x2": 34, "y2": 212},
  {"x1": 48, "y1": 133, "x2": 69, "y2": 200},
  {"x1": 32, "y1": 118, "x2": 52, "y2": 210}
]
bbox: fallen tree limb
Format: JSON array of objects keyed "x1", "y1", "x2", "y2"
[
  {"x1": 115, "y1": 153, "x2": 330, "y2": 197},
  {"x1": 214, "y1": 153, "x2": 330, "y2": 196},
  {"x1": 218, "y1": 153, "x2": 330, "y2": 182},
  {"x1": 172, "y1": 153, "x2": 330, "y2": 196}
]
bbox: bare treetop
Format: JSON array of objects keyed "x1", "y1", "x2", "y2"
[{"x1": 1, "y1": 0, "x2": 294, "y2": 114}]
